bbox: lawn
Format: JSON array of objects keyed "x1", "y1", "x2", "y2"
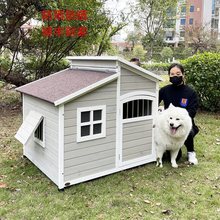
[{"x1": 0, "y1": 81, "x2": 220, "y2": 220}]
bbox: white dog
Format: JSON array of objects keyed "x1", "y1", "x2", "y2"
[{"x1": 154, "y1": 104, "x2": 192, "y2": 168}]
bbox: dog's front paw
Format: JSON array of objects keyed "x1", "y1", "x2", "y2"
[
  {"x1": 156, "y1": 158, "x2": 163, "y2": 168},
  {"x1": 156, "y1": 163, "x2": 163, "y2": 168},
  {"x1": 171, "y1": 163, "x2": 178, "y2": 168}
]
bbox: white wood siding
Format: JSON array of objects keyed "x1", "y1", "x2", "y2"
[
  {"x1": 120, "y1": 68, "x2": 156, "y2": 96},
  {"x1": 122, "y1": 120, "x2": 153, "y2": 162},
  {"x1": 64, "y1": 81, "x2": 117, "y2": 182},
  {"x1": 70, "y1": 60, "x2": 117, "y2": 69},
  {"x1": 23, "y1": 94, "x2": 59, "y2": 185}
]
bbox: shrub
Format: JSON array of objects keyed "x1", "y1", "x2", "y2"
[
  {"x1": 173, "y1": 46, "x2": 193, "y2": 60},
  {"x1": 161, "y1": 47, "x2": 173, "y2": 62},
  {"x1": 142, "y1": 63, "x2": 170, "y2": 71},
  {"x1": 182, "y1": 52, "x2": 220, "y2": 112},
  {"x1": 132, "y1": 45, "x2": 146, "y2": 62}
]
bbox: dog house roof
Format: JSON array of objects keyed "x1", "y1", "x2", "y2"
[
  {"x1": 16, "y1": 69, "x2": 114, "y2": 104},
  {"x1": 16, "y1": 56, "x2": 162, "y2": 106}
]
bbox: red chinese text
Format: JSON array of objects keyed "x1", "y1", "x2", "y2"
[
  {"x1": 41, "y1": 10, "x2": 87, "y2": 21},
  {"x1": 42, "y1": 26, "x2": 88, "y2": 37}
]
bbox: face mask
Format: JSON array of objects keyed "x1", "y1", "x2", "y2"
[{"x1": 170, "y1": 76, "x2": 183, "y2": 86}]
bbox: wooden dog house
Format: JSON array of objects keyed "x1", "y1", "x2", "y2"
[{"x1": 15, "y1": 56, "x2": 162, "y2": 189}]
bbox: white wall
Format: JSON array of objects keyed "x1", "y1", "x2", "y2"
[
  {"x1": 23, "y1": 94, "x2": 59, "y2": 186},
  {"x1": 203, "y1": 0, "x2": 213, "y2": 30}
]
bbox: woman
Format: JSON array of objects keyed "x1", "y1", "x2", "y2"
[{"x1": 159, "y1": 63, "x2": 199, "y2": 165}]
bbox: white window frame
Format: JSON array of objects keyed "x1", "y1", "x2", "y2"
[
  {"x1": 77, "y1": 105, "x2": 106, "y2": 143},
  {"x1": 33, "y1": 118, "x2": 45, "y2": 148},
  {"x1": 122, "y1": 95, "x2": 154, "y2": 124}
]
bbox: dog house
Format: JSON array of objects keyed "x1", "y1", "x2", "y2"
[{"x1": 15, "y1": 56, "x2": 162, "y2": 189}]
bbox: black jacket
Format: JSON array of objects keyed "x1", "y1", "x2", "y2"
[{"x1": 159, "y1": 84, "x2": 198, "y2": 119}]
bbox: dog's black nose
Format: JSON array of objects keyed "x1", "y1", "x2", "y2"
[{"x1": 170, "y1": 123, "x2": 174, "y2": 127}]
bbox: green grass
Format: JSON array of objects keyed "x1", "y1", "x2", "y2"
[
  {"x1": 0, "y1": 81, "x2": 220, "y2": 219},
  {"x1": 0, "y1": 108, "x2": 220, "y2": 219}
]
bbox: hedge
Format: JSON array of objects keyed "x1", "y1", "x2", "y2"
[
  {"x1": 182, "y1": 52, "x2": 220, "y2": 112},
  {"x1": 142, "y1": 63, "x2": 170, "y2": 71}
]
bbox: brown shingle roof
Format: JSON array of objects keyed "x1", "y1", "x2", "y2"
[{"x1": 17, "y1": 69, "x2": 115, "y2": 103}]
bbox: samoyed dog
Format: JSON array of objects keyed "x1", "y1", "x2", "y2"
[{"x1": 154, "y1": 104, "x2": 192, "y2": 168}]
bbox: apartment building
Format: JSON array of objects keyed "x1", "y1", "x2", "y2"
[
  {"x1": 211, "y1": 0, "x2": 220, "y2": 39},
  {"x1": 164, "y1": 0, "x2": 219, "y2": 46}
]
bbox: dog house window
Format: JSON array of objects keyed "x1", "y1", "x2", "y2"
[
  {"x1": 77, "y1": 106, "x2": 106, "y2": 142},
  {"x1": 34, "y1": 118, "x2": 45, "y2": 147},
  {"x1": 123, "y1": 99, "x2": 152, "y2": 119},
  {"x1": 81, "y1": 111, "x2": 90, "y2": 122}
]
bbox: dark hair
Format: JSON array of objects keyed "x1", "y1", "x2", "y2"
[
  {"x1": 130, "y1": 57, "x2": 141, "y2": 66},
  {"x1": 168, "y1": 63, "x2": 184, "y2": 75},
  {"x1": 130, "y1": 57, "x2": 140, "y2": 62}
]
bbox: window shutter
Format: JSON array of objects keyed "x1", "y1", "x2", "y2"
[{"x1": 15, "y1": 111, "x2": 43, "y2": 145}]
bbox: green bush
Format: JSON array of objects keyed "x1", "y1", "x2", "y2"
[
  {"x1": 182, "y1": 52, "x2": 220, "y2": 112},
  {"x1": 142, "y1": 62, "x2": 170, "y2": 71},
  {"x1": 132, "y1": 45, "x2": 146, "y2": 62},
  {"x1": 161, "y1": 47, "x2": 173, "y2": 62},
  {"x1": 173, "y1": 46, "x2": 193, "y2": 60}
]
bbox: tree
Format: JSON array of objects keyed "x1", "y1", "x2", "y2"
[
  {"x1": 173, "y1": 46, "x2": 193, "y2": 60},
  {"x1": 132, "y1": 45, "x2": 146, "y2": 62},
  {"x1": 161, "y1": 47, "x2": 173, "y2": 62},
  {"x1": 95, "y1": 15, "x2": 128, "y2": 56},
  {"x1": 0, "y1": 0, "x2": 44, "y2": 51},
  {"x1": 0, "y1": 0, "x2": 128, "y2": 86},
  {"x1": 135, "y1": 0, "x2": 177, "y2": 59},
  {"x1": 126, "y1": 31, "x2": 143, "y2": 51},
  {"x1": 184, "y1": 25, "x2": 218, "y2": 54}
]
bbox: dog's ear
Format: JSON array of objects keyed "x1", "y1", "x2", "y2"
[{"x1": 168, "y1": 103, "x2": 175, "y2": 108}]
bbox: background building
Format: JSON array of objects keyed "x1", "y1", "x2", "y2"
[
  {"x1": 211, "y1": 0, "x2": 220, "y2": 40},
  {"x1": 164, "y1": 0, "x2": 218, "y2": 46}
]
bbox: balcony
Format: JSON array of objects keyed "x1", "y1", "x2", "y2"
[
  {"x1": 212, "y1": 14, "x2": 220, "y2": 19},
  {"x1": 164, "y1": 28, "x2": 175, "y2": 32},
  {"x1": 216, "y1": 0, "x2": 220, "y2": 7},
  {"x1": 180, "y1": 12, "x2": 186, "y2": 17},
  {"x1": 164, "y1": 37, "x2": 178, "y2": 44},
  {"x1": 179, "y1": 25, "x2": 186, "y2": 31}
]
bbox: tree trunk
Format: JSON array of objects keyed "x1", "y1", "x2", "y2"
[{"x1": 0, "y1": 70, "x2": 29, "y2": 87}]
